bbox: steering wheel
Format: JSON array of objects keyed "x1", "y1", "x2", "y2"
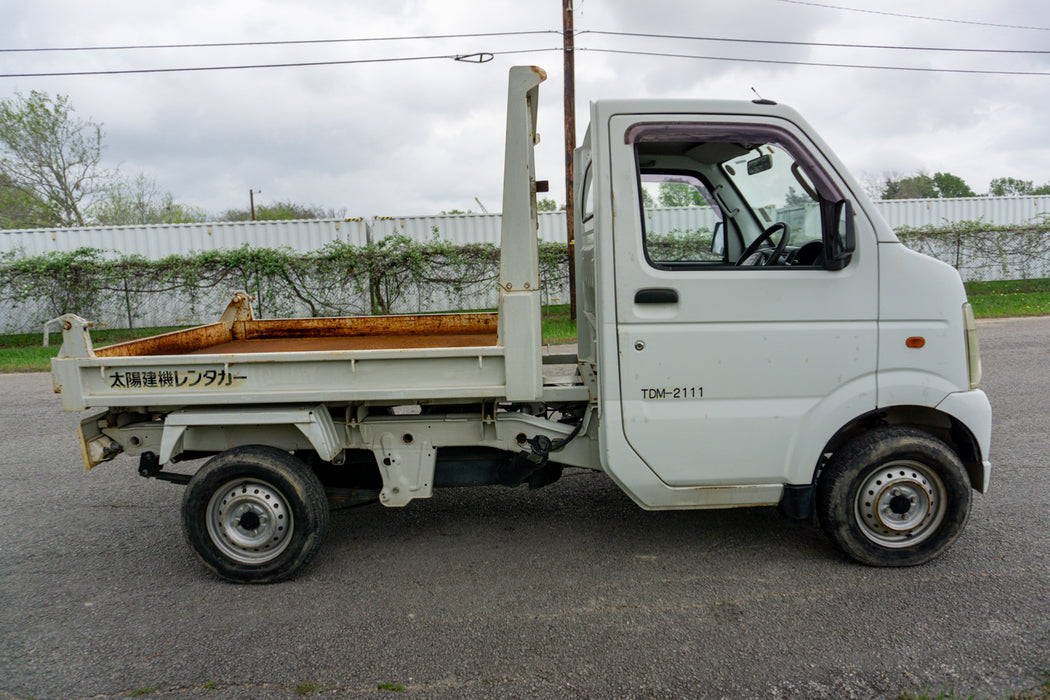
[{"x1": 735, "y1": 222, "x2": 791, "y2": 266}]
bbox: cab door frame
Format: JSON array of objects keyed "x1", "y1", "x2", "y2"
[{"x1": 590, "y1": 105, "x2": 881, "y2": 509}]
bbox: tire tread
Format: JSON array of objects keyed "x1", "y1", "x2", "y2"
[{"x1": 816, "y1": 426, "x2": 971, "y2": 567}]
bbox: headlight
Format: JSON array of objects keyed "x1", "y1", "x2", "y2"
[{"x1": 963, "y1": 302, "x2": 982, "y2": 390}]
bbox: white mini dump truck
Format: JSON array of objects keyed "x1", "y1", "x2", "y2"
[{"x1": 50, "y1": 67, "x2": 991, "y2": 583}]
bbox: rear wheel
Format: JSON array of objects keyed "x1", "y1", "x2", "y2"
[
  {"x1": 817, "y1": 427, "x2": 972, "y2": 566},
  {"x1": 181, "y1": 445, "x2": 330, "y2": 583}
]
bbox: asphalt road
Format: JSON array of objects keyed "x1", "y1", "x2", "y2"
[{"x1": 1, "y1": 318, "x2": 1048, "y2": 699}]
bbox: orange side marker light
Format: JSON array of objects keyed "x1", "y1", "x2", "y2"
[{"x1": 906, "y1": 337, "x2": 926, "y2": 348}]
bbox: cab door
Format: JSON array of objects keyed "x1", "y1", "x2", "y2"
[{"x1": 610, "y1": 114, "x2": 879, "y2": 487}]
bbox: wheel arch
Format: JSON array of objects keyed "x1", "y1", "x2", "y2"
[
  {"x1": 816, "y1": 405, "x2": 985, "y2": 492},
  {"x1": 159, "y1": 405, "x2": 341, "y2": 465}
]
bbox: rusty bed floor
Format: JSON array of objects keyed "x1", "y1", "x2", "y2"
[{"x1": 185, "y1": 332, "x2": 499, "y2": 355}]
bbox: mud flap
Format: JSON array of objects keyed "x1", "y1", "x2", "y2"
[{"x1": 78, "y1": 410, "x2": 122, "y2": 470}]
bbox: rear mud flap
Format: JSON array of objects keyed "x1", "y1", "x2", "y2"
[{"x1": 77, "y1": 410, "x2": 122, "y2": 470}]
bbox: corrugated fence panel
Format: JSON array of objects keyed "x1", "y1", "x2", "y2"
[
  {"x1": 874, "y1": 196, "x2": 1050, "y2": 229},
  {"x1": 376, "y1": 213, "x2": 505, "y2": 244},
  {"x1": 538, "y1": 212, "x2": 567, "y2": 243},
  {"x1": 4, "y1": 197, "x2": 1050, "y2": 259},
  {"x1": 0, "y1": 218, "x2": 372, "y2": 258},
  {"x1": 644, "y1": 206, "x2": 722, "y2": 233},
  {"x1": 373, "y1": 212, "x2": 565, "y2": 244}
]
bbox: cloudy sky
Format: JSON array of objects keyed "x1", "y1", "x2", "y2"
[{"x1": 3, "y1": 0, "x2": 1049, "y2": 218}]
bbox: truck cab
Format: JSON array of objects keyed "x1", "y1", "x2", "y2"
[{"x1": 575, "y1": 98, "x2": 990, "y2": 557}]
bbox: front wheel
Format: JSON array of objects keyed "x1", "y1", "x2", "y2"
[
  {"x1": 181, "y1": 445, "x2": 330, "y2": 583},
  {"x1": 817, "y1": 427, "x2": 972, "y2": 567}
]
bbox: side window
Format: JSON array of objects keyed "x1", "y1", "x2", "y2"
[
  {"x1": 631, "y1": 122, "x2": 853, "y2": 270},
  {"x1": 581, "y1": 163, "x2": 594, "y2": 222},
  {"x1": 640, "y1": 174, "x2": 724, "y2": 265}
]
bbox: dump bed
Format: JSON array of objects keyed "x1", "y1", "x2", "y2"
[{"x1": 50, "y1": 292, "x2": 585, "y2": 412}]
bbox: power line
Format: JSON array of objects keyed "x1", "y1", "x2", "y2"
[
  {"x1": 0, "y1": 30, "x2": 560, "y2": 54},
  {"x1": 582, "y1": 30, "x2": 1050, "y2": 55},
  {"x1": 769, "y1": 0, "x2": 1050, "y2": 32},
  {"x1": 0, "y1": 48, "x2": 561, "y2": 79},
  {"x1": 581, "y1": 47, "x2": 1050, "y2": 77},
  {"x1": 5, "y1": 28, "x2": 1047, "y2": 80}
]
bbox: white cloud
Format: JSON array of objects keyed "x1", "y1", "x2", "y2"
[{"x1": 3, "y1": 0, "x2": 1049, "y2": 217}]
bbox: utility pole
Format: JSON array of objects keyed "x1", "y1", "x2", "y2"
[
  {"x1": 250, "y1": 189, "x2": 260, "y2": 221},
  {"x1": 563, "y1": 0, "x2": 577, "y2": 320}
]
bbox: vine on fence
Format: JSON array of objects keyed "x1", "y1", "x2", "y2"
[
  {"x1": 2, "y1": 219, "x2": 1049, "y2": 332},
  {"x1": 0, "y1": 236, "x2": 569, "y2": 329},
  {"x1": 894, "y1": 220, "x2": 1050, "y2": 280},
  {"x1": 647, "y1": 228, "x2": 716, "y2": 261}
]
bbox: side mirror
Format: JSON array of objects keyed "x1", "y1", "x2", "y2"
[
  {"x1": 825, "y1": 200, "x2": 856, "y2": 270},
  {"x1": 841, "y1": 200, "x2": 857, "y2": 253},
  {"x1": 710, "y1": 221, "x2": 725, "y2": 257}
]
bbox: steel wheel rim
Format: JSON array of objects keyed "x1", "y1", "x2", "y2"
[
  {"x1": 206, "y1": 478, "x2": 293, "y2": 564},
  {"x1": 854, "y1": 460, "x2": 947, "y2": 548}
]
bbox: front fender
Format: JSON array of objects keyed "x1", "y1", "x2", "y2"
[
  {"x1": 782, "y1": 372, "x2": 878, "y2": 486},
  {"x1": 936, "y1": 389, "x2": 992, "y2": 492}
]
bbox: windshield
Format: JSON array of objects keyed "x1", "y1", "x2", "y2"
[{"x1": 722, "y1": 144, "x2": 822, "y2": 246}]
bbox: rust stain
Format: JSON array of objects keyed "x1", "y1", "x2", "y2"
[
  {"x1": 94, "y1": 323, "x2": 231, "y2": 357},
  {"x1": 188, "y1": 332, "x2": 497, "y2": 355},
  {"x1": 241, "y1": 312, "x2": 498, "y2": 340},
  {"x1": 93, "y1": 312, "x2": 500, "y2": 357}
]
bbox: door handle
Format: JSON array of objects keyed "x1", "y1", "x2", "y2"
[{"x1": 634, "y1": 288, "x2": 679, "y2": 304}]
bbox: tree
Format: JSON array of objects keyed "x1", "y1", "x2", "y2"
[
  {"x1": 988, "y1": 177, "x2": 1032, "y2": 196},
  {"x1": 932, "y1": 172, "x2": 976, "y2": 198},
  {"x1": 882, "y1": 173, "x2": 938, "y2": 200},
  {"x1": 641, "y1": 187, "x2": 656, "y2": 209},
  {"x1": 90, "y1": 173, "x2": 205, "y2": 226},
  {"x1": 0, "y1": 172, "x2": 55, "y2": 229},
  {"x1": 785, "y1": 186, "x2": 812, "y2": 206},
  {"x1": 859, "y1": 172, "x2": 889, "y2": 200},
  {"x1": 218, "y1": 200, "x2": 343, "y2": 221},
  {"x1": 0, "y1": 90, "x2": 107, "y2": 227},
  {"x1": 873, "y1": 171, "x2": 975, "y2": 200},
  {"x1": 658, "y1": 181, "x2": 703, "y2": 207},
  {"x1": 537, "y1": 197, "x2": 560, "y2": 212},
  {"x1": 986, "y1": 177, "x2": 1050, "y2": 196}
]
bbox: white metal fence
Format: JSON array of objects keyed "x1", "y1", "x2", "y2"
[
  {"x1": 3, "y1": 196, "x2": 1050, "y2": 335},
  {"x1": 876, "y1": 195, "x2": 1050, "y2": 229},
  {"x1": 4, "y1": 196, "x2": 1049, "y2": 260},
  {"x1": 0, "y1": 212, "x2": 567, "y2": 259}
]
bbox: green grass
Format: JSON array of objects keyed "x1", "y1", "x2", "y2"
[
  {"x1": 896, "y1": 672, "x2": 1050, "y2": 700},
  {"x1": 541, "y1": 303, "x2": 577, "y2": 344},
  {"x1": 968, "y1": 291, "x2": 1050, "y2": 318},
  {"x1": 0, "y1": 325, "x2": 189, "y2": 373},
  {"x1": 5, "y1": 280, "x2": 1049, "y2": 374},
  {"x1": 896, "y1": 689, "x2": 974, "y2": 700},
  {"x1": 965, "y1": 278, "x2": 1050, "y2": 318},
  {"x1": 377, "y1": 681, "x2": 406, "y2": 691},
  {"x1": 964, "y1": 278, "x2": 1050, "y2": 295},
  {"x1": 1012, "y1": 673, "x2": 1050, "y2": 700}
]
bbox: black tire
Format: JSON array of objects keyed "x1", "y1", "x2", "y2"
[
  {"x1": 817, "y1": 426, "x2": 972, "y2": 567},
  {"x1": 181, "y1": 445, "x2": 330, "y2": 583}
]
